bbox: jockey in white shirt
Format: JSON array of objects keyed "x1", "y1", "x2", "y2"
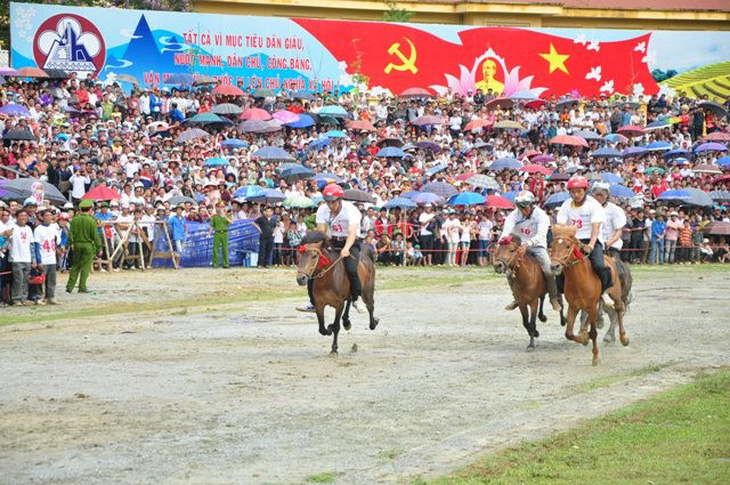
[{"x1": 590, "y1": 181, "x2": 627, "y2": 256}]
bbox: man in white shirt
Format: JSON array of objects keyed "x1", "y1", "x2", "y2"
[
  {"x1": 556, "y1": 176, "x2": 613, "y2": 304},
  {"x1": 590, "y1": 182, "x2": 627, "y2": 257},
  {"x1": 443, "y1": 210, "x2": 462, "y2": 266},
  {"x1": 33, "y1": 209, "x2": 61, "y2": 304},
  {"x1": 9, "y1": 210, "x2": 36, "y2": 306},
  {"x1": 418, "y1": 204, "x2": 436, "y2": 266},
  {"x1": 499, "y1": 191, "x2": 562, "y2": 312},
  {"x1": 69, "y1": 168, "x2": 90, "y2": 205}
]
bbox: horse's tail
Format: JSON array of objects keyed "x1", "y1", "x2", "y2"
[
  {"x1": 360, "y1": 243, "x2": 374, "y2": 263},
  {"x1": 613, "y1": 253, "x2": 633, "y2": 313}
]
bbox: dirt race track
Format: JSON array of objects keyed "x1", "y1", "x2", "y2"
[{"x1": 0, "y1": 265, "x2": 727, "y2": 484}]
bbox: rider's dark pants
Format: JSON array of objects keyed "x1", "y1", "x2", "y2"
[
  {"x1": 308, "y1": 239, "x2": 362, "y2": 304},
  {"x1": 579, "y1": 238, "x2": 613, "y2": 292}
]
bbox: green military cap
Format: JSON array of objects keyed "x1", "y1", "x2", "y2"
[{"x1": 78, "y1": 199, "x2": 94, "y2": 209}]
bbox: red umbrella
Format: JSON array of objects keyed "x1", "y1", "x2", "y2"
[
  {"x1": 617, "y1": 125, "x2": 645, "y2": 137},
  {"x1": 523, "y1": 149, "x2": 542, "y2": 159},
  {"x1": 524, "y1": 99, "x2": 546, "y2": 109},
  {"x1": 703, "y1": 132, "x2": 730, "y2": 142},
  {"x1": 455, "y1": 172, "x2": 475, "y2": 181},
  {"x1": 550, "y1": 135, "x2": 588, "y2": 148},
  {"x1": 82, "y1": 186, "x2": 121, "y2": 201},
  {"x1": 701, "y1": 221, "x2": 730, "y2": 236},
  {"x1": 531, "y1": 154, "x2": 555, "y2": 164},
  {"x1": 711, "y1": 174, "x2": 730, "y2": 185},
  {"x1": 520, "y1": 164, "x2": 552, "y2": 176},
  {"x1": 347, "y1": 120, "x2": 376, "y2": 131},
  {"x1": 18, "y1": 66, "x2": 49, "y2": 78},
  {"x1": 239, "y1": 108, "x2": 272, "y2": 120},
  {"x1": 464, "y1": 119, "x2": 491, "y2": 131},
  {"x1": 485, "y1": 195, "x2": 514, "y2": 209},
  {"x1": 213, "y1": 83, "x2": 244, "y2": 96},
  {"x1": 400, "y1": 87, "x2": 432, "y2": 98}
]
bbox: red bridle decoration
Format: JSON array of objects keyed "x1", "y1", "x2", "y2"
[
  {"x1": 572, "y1": 244, "x2": 585, "y2": 261},
  {"x1": 298, "y1": 245, "x2": 331, "y2": 269},
  {"x1": 498, "y1": 236, "x2": 512, "y2": 246}
]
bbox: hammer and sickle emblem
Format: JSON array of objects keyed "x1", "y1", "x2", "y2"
[{"x1": 384, "y1": 37, "x2": 418, "y2": 75}]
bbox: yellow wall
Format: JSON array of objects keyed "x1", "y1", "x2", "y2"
[{"x1": 194, "y1": 0, "x2": 730, "y2": 30}]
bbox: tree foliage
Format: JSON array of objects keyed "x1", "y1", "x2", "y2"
[{"x1": 382, "y1": 0, "x2": 415, "y2": 23}]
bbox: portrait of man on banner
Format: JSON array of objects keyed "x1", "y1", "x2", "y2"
[{"x1": 475, "y1": 58, "x2": 504, "y2": 95}]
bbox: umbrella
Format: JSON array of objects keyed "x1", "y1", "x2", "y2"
[
  {"x1": 473, "y1": 141, "x2": 492, "y2": 150},
  {"x1": 286, "y1": 114, "x2": 315, "y2": 128},
  {"x1": 486, "y1": 97, "x2": 514, "y2": 110},
  {"x1": 240, "y1": 108, "x2": 272, "y2": 120},
  {"x1": 591, "y1": 147, "x2": 621, "y2": 158},
  {"x1": 253, "y1": 88, "x2": 276, "y2": 98},
  {"x1": 221, "y1": 139, "x2": 248, "y2": 149},
  {"x1": 408, "y1": 192, "x2": 444, "y2": 205},
  {"x1": 664, "y1": 148, "x2": 689, "y2": 159},
  {"x1": 343, "y1": 189, "x2": 374, "y2": 204},
  {"x1": 671, "y1": 157, "x2": 691, "y2": 166},
  {"x1": 683, "y1": 188, "x2": 714, "y2": 207},
  {"x1": 168, "y1": 195, "x2": 197, "y2": 206},
  {"x1": 609, "y1": 184, "x2": 635, "y2": 199},
  {"x1": 17, "y1": 66, "x2": 48, "y2": 78},
  {"x1": 617, "y1": 125, "x2": 646, "y2": 137},
  {"x1": 176, "y1": 128, "x2": 209, "y2": 143},
  {"x1": 502, "y1": 190, "x2": 519, "y2": 202},
  {"x1": 493, "y1": 120, "x2": 523, "y2": 130},
  {"x1": 272, "y1": 110, "x2": 300, "y2": 124},
  {"x1": 318, "y1": 105, "x2": 350, "y2": 118},
  {"x1": 193, "y1": 75, "x2": 219, "y2": 86},
  {"x1": 447, "y1": 192, "x2": 486, "y2": 206},
  {"x1": 711, "y1": 174, "x2": 730, "y2": 185},
  {"x1": 692, "y1": 164, "x2": 723, "y2": 175},
  {"x1": 698, "y1": 101, "x2": 728, "y2": 118},
  {"x1": 455, "y1": 172, "x2": 476, "y2": 182},
  {"x1": 147, "y1": 121, "x2": 169, "y2": 131},
  {"x1": 114, "y1": 74, "x2": 139, "y2": 85},
  {"x1": 165, "y1": 73, "x2": 195, "y2": 85},
  {"x1": 253, "y1": 146, "x2": 294, "y2": 162},
  {"x1": 311, "y1": 173, "x2": 343, "y2": 183},
  {"x1": 415, "y1": 141, "x2": 441, "y2": 153},
  {"x1": 291, "y1": 90, "x2": 314, "y2": 100},
  {"x1": 348, "y1": 120, "x2": 376, "y2": 131},
  {"x1": 489, "y1": 157, "x2": 523, "y2": 171},
  {"x1": 247, "y1": 188, "x2": 286, "y2": 204},
  {"x1": 701, "y1": 221, "x2": 730, "y2": 236},
  {"x1": 646, "y1": 141, "x2": 673, "y2": 151},
  {"x1": 555, "y1": 98, "x2": 580, "y2": 110},
  {"x1": 377, "y1": 137, "x2": 404, "y2": 148},
  {"x1": 317, "y1": 115, "x2": 342, "y2": 125},
  {"x1": 281, "y1": 165, "x2": 315, "y2": 182},
  {"x1": 467, "y1": 174, "x2": 500, "y2": 190},
  {"x1": 204, "y1": 157, "x2": 229, "y2": 167},
  {"x1": 510, "y1": 91, "x2": 539, "y2": 100},
  {"x1": 400, "y1": 87, "x2": 433, "y2": 98},
  {"x1": 550, "y1": 135, "x2": 588, "y2": 148},
  {"x1": 213, "y1": 84, "x2": 245, "y2": 96},
  {"x1": 548, "y1": 172, "x2": 572, "y2": 182},
  {"x1": 485, "y1": 195, "x2": 514, "y2": 209},
  {"x1": 544, "y1": 192, "x2": 571, "y2": 208},
  {"x1": 520, "y1": 164, "x2": 551, "y2": 176},
  {"x1": 644, "y1": 119, "x2": 672, "y2": 132},
  {"x1": 81, "y1": 186, "x2": 121, "y2": 201},
  {"x1": 421, "y1": 181, "x2": 458, "y2": 198},
  {"x1": 326, "y1": 129, "x2": 347, "y2": 139},
  {"x1": 703, "y1": 132, "x2": 730, "y2": 142},
  {"x1": 2, "y1": 129, "x2": 36, "y2": 141},
  {"x1": 464, "y1": 119, "x2": 492, "y2": 131},
  {"x1": 622, "y1": 146, "x2": 648, "y2": 158},
  {"x1": 0, "y1": 67, "x2": 19, "y2": 76},
  {"x1": 186, "y1": 112, "x2": 228, "y2": 125},
  {"x1": 524, "y1": 99, "x2": 546, "y2": 109},
  {"x1": 426, "y1": 163, "x2": 449, "y2": 177},
  {"x1": 411, "y1": 115, "x2": 445, "y2": 126},
  {"x1": 309, "y1": 137, "x2": 331, "y2": 149},
  {"x1": 601, "y1": 173, "x2": 624, "y2": 184},
  {"x1": 573, "y1": 130, "x2": 602, "y2": 141},
  {"x1": 211, "y1": 103, "x2": 243, "y2": 115},
  {"x1": 234, "y1": 185, "x2": 266, "y2": 198},
  {"x1": 709, "y1": 190, "x2": 730, "y2": 202},
  {"x1": 375, "y1": 147, "x2": 405, "y2": 158},
  {"x1": 531, "y1": 154, "x2": 555, "y2": 164},
  {"x1": 276, "y1": 162, "x2": 302, "y2": 174},
  {"x1": 717, "y1": 156, "x2": 730, "y2": 167},
  {"x1": 240, "y1": 119, "x2": 281, "y2": 133},
  {"x1": 0, "y1": 103, "x2": 31, "y2": 117},
  {"x1": 694, "y1": 142, "x2": 728, "y2": 153},
  {"x1": 283, "y1": 196, "x2": 314, "y2": 209},
  {"x1": 43, "y1": 69, "x2": 70, "y2": 79},
  {"x1": 656, "y1": 189, "x2": 691, "y2": 202},
  {"x1": 0, "y1": 178, "x2": 68, "y2": 204},
  {"x1": 644, "y1": 167, "x2": 665, "y2": 175},
  {"x1": 603, "y1": 133, "x2": 629, "y2": 144},
  {"x1": 384, "y1": 197, "x2": 417, "y2": 209}
]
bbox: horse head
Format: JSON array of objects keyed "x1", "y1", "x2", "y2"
[
  {"x1": 493, "y1": 234, "x2": 523, "y2": 274},
  {"x1": 549, "y1": 224, "x2": 581, "y2": 275},
  {"x1": 295, "y1": 230, "x2": 331, "y2": 285}
]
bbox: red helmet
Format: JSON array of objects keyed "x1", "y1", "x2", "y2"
[
  {"x1": 567, "y1": 176, "x2": 589, "y2": 189},
  {"x1": 322, "y1": 184, "x2": 344, "y2": 201}
]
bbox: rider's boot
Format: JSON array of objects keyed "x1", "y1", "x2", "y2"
[
  {"x1": 352, "y1": 297, "x2": 367, "y2": 314},
  {"x1": 546, "y1": 274, "x2": 563, "y2": 312}
]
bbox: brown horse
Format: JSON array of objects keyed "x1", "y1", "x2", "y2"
[
  {"x1": 549, "y1": 225, "x2": 628, "y2": 365},
  {"x1": 295, "y1": 231, "x2": 378, "y2": 354},
  {"x1": 493, "y1": 235, "x2": 565, "y2": 350}
]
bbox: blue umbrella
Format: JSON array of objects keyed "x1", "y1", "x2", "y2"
[
  {"x1": 325, "y1": 129, "x2": 346, "y2": 138},
  {"x1": 695, "y1": 142, "x2": 728, "y2": 153},
  {"x1": 384, "y1": 197, "x2": 417, "y2": 209},
  {"x1": 281, "y1": 165, "x2": 315, "y2": 182},
  {"x1": 221, "y1": 139, "x2": 248, "y2": 148},
  {"x1": 310, "y1": 137, "x2": 331, "y2": 149},
  {"x1": 656, "y1": 189, "x2": 691, "y2": 202},
  {"x1": 291, "y1": 90, "x2": 315, "y2": 100},
  {"x1": 247, "y1": 188, "x2": 287, "y2": 204},
  {"x1": 375, "y1": 147, "x2": 405, "y2": 158},
  {"x1": 253, "y1": 146, "x2": 294, "y2": 161},
  {"x1": 204, "y1": 157, "x2": 229, "y2": 167},
  {"x1": 165, "y1": 73, "x2": 195, "y2": 85},
  {"x1": 717, "y1": 156, "x2": 730, "y2": 167},
  {"x1": 447, "y1": 192, "x2": 486, "y2": 206},
  {"x1": 603, "y1": 134, "x2": 625, "y2": 143},
  {"x1": 609, "y1": 184, "x2": 635, "y2": 199},
  {"x1": 426, "y1": 163, "x2": 448, "y2": 176},
  {"x1": 409, "y1": 192, "x2": 444, "y2": 205},
  {"x1": 318, "y1": 105, "x2": 350, "y2": 118},
  {"x1": 489, "y1": 157, "x2": 522, "y2": 170},
  {"x1": 0, "y1": 103, "x2": 30, "y2": 117},
  {"x1": 664, "y1": 148, "x2": 689, "y2": 159},
  {"x1": 311, "y1": 172, "x2": 344, "y2": 183},
  {"x1": 621, "y1": 146, "x2": 648, "y2": 158},
  {"x1": 186, "y1": 112, "x2": 228, "y2": 125},
  {"x1": 683, "y1": 187, "x2": 714, "y2": 207},
  {"x1": 591, "y1": 147, "x2": 621, "y2": 158},
  {"x1": 285, "y1": 114, "x2": 315, "y2": 128},
  {"x1": 644, "y1": 119, "x2": 671, "y2": 131},
  {"x1": 709, "y1": 190, "x2": 730, "y2": 202},
  {"x1": 601, "y1": 173, "x2": 623, "y2": 184},
  {"x1": 544, "y1": 192, "x2": 570, "y2": 208},
  {"x1": 233, "y1": 185, "x2": 266, "y2": 198},
  {"x1": 646, "y1": 141, "x2": 673, "y2": 151},
  {"x1": 502, "y1": 190, "x2": 519, "y2": 202},
  {"x1": 672, "y1": 157, "x2": 690, "y2": 165}
]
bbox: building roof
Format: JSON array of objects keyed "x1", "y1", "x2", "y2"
[{"x1": 422, "y1": 0, "x2": 730, "y2": 12}]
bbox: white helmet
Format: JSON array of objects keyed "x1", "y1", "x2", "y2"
[
  {"x1": 591, "y1": 181, "x2": 611, "y2": 195},
  {"x1": 514, "y1": 190, "x2": 536, "y2": 208}
]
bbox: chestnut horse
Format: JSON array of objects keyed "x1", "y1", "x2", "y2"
[
  {"x1": 549, "y1": 225, "x2": 628, "y2": 365},
  {"x1": 295, "y1": 231, "x2": 378, "y2": 354},
  {"x1": 493, "y1": 235, "x2": 565, "y2": 350}
]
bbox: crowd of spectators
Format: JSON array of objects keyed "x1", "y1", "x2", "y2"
[{"x1": 1, "y1": 72, "x2": 730, "y2": 305}]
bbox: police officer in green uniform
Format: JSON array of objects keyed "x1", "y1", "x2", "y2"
[
  {"x1": 66, "y1": 199, "x2": 102, "y2": 293},
  {"x1": 209, "y1": 202, "x2": 232, "y2": 268}
]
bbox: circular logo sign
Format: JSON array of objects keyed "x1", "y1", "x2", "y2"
[{"x1": 33, "y1": 13, "x2": 106, "y2": 77}]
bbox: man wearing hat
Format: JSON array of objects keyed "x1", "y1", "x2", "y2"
[{"x1": 66, "y1": 199, "x2": 102, "y2": 293}]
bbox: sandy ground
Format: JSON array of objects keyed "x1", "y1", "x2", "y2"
[{"x1": 0, "y1": 265, "x2": 728, "y2": 484}]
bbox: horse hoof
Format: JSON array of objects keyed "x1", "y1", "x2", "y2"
[
  {"x1": 318, "y1": 328, "x2": 330, "y2": 336},
  {"x1": 533, "y1": 330, "x2": 540, "y2": 338},
  {"x1": 369, "y1": 317, "x2": 380, "y2": 330},
  {"x1": 330, "y1": 350, "x2": 338, "y2": 356},
  {"x1": 538, "y1": 314, "x2": 547, "y2": 323},
  {"x1": 592, "y1": 358, "x2": 600, "y2": 366},
  {"x1": 603, "y1": 336, "x2": 615, "y2": 344},
  {"x1": 526, "y1": 344, "x2": 535, "y2": 352},
  {"x1": 343, "y1": 320, "x2": 351, "y2": 331},
  {"x1": 621, "y1": 336, "x2": 630, "y2": 347}
]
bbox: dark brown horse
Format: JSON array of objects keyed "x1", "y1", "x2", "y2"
[
  {"x1": 493, "y1": 235, "x2": 564, "y2": 350},
  {"x1": 549, "y1": 225, "x2": 628, "y2": 365},
  {"x1": 295, "y1": 231, "x2": 378, "y2": 354}
]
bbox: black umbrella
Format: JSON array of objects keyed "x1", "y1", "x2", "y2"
[
  {"x1": 0, "y1": 178, "x2": 68, "y2": 204},
  {"x1": 343, "y1": 189, "x2": 374, "y2": 204},
  {"x1": 44, "y1": 69, "x2": 70, "y2": 79},
  {"x1": 3, "y1": 129, "x2": 37, "y2": 141},
  {"x1": 698, "y1": 100, "x2": 728, "y2": 118}
]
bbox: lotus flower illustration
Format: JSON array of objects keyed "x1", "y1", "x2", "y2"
[{"x1": 430, "y1": 49, "x2": 547, "y2": 98}]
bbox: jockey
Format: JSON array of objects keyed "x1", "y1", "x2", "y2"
[
  {"x1": 556, "y1": 176, "x2": 614, "y2": 306},
  {"x1": 499, "y1": 190, "x2": 562, "y2": 312},
  {"x1": 296, "y1": 184, "x2": 366, "y2": 314},
  {"x1": 590, "y1": 181, "x2": 627, "y2": 257}
]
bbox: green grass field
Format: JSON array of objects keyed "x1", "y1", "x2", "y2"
[{"x1": 421, "y1": 369, "x2": 730, "y2": 485}]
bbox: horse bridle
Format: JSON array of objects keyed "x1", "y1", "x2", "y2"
[
  {"x1": 551, "y1": 236, "x2": 583, "y2": 268},
  {"x1": 495, "y1": 243, "x2": 524, "y2": 271},
  {"x1": 296, "y1": 245, "x2": 344, "y2": 280}
]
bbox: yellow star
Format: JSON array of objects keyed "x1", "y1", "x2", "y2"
[{"x1": 539, "y1": 43, "x2": 570, "y2": 74}]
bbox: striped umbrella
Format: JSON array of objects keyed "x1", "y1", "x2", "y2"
[
  {"x1": 421, "y1": 181, "x2": 458, "y2": 198},
  {"x1": 175, "y1": 128, "x2": 209, "y2": 143},
  {"x1": 467, "y1": 174, "x2": 500, "y2": 190}
]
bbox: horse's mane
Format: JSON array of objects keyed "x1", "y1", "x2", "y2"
[
  {"x1": 301, "y1": 230, "x2": 329, "y2": 246},
  {"x1": 552, "y1": 224, "x2": 577, "y2": 239},
  {"x1": 510, "y1": 234, "x2": 523, "y2": 246}
]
